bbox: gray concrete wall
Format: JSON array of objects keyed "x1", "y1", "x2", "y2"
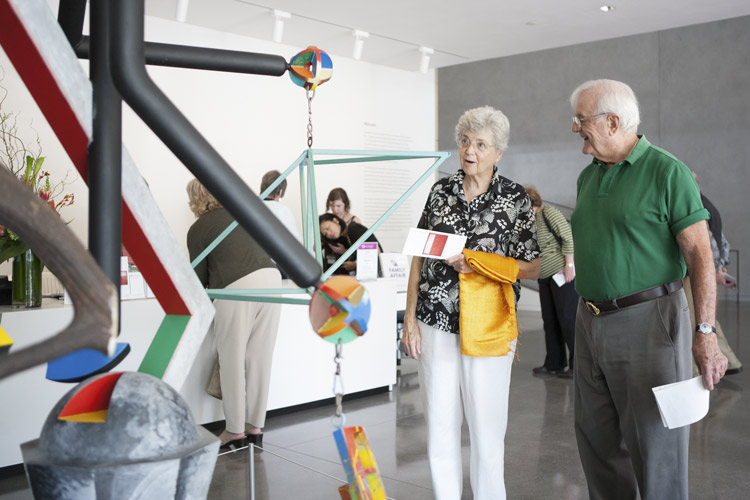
[{"x1": 438, "y1": 15, "x2": 750, "y2": 300}]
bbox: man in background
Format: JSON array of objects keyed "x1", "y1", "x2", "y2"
[
  {"x1": 686, "y1": 170, "x2": 742, "y2": 375},
  {"x1": 260, "y1": 170, "x2": 301, "y2": 278},
  {"x1": 260, "y1": 170, "x2": 301, "y2": 242}
]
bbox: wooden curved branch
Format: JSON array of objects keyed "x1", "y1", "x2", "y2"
[{"x1": 0, "y1": 166, "x2": 117, "y2": 379}]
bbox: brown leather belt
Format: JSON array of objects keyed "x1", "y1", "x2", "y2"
[{"x1": 584, "y1": 280, "x2": 683, "y2": 316}]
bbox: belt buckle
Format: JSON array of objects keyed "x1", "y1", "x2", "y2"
[{"x1": 585, "y1": 301, "x2": 600, "y2": 316}]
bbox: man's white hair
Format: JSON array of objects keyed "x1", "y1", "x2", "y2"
[{"x1": 570, "y1": 79, "x2": 641, "y2": 133}]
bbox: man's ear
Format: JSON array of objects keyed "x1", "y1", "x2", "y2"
[{"x1": 607, "y1": 114, "x2": 621, "y2": 135}]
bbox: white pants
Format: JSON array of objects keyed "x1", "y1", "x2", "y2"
[
  {"x1": 417, "y1": 320, "x2": 515, "y2": 500},
  {"x1": 213, "y1": 268, "x2": 282, "y2": 433}
]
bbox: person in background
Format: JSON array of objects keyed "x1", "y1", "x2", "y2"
[
  {"x1": 569, "y1": 79, "x2": 726, "y2": 500},
  {"x1": 186, "y1": 179, "x2": 281, "y2": 450},
  {"x1": 525, "y1": 185, "x2": 578, "y2": 379},
  {"x1": 318, "y1": 212, "x2": 381, "y2": 275},
  {"x1": 402, "y1": 105, "x2": 541, "y2": 499},
  {"x1": 685, "y1": 171, "x2": 742, "y2": 375},
  {"x1": 261, "y1": 170, "x2": 301, "y2": 280},
  {"x1": 326, "y1": 187, "x2": 361, "y2": 227},
  {"x1": 260, "y1": 170, "x2": 301, "y2": 242}
]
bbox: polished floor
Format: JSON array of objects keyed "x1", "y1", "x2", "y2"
[{"x1": 1, "y1": 296, "x2": 747, "y2": 500}]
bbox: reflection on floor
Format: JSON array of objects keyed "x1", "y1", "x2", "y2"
[{"x1": 1, "y1": 298, "x2": 747, "y2": 500}]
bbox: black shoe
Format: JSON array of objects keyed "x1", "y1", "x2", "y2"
[
  {"x1": 556, "y1": 369, "x2": 574, "y2": 379},
  {"x1": 247, "y1": 432, "x2": 263, "y2": 449},
  {"x1": 219, "y1": 435, "x2": 248, "y2": 452},
  {"x1": 532, "y1": 366, "x2": 561, "y2": 375},
  {"x1": 726, "y1": 367, "x2": 743, "y2": 376}
]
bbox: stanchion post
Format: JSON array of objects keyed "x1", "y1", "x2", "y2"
[{"x1": 249, "y1": 443, "x2": 255, "y2": 500}]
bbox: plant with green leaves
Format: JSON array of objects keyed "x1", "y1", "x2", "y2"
[{"x1": 0, "y1": 73, "x2": 75, "y2": 263}]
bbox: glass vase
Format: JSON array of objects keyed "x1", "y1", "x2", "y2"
[{"x1": 12, "y1": 248, "x2": 43, "y2": 308}]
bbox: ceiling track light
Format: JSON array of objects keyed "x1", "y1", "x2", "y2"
[
  {"x1": 175, "y1": 0, "x2": 189, "y2": 23},
  {"x1": 272, "y1": 9, "x2": 291, "y2": 43},
  {"x1": 600, "y1": 5, "x2": 616, "y2": 11},
  {"x1": 419, "y1": 46, "x2": 434, "y2": 73},
  {"x1": 352, "y1": 29, "x2": 369, "y2": 60}
]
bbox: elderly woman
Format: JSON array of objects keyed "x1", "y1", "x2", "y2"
[
  {"x1": 524, "y1": 185, "x2": 578, "y2": 379},
  {"x1": 402, "y1": 106, "x2": 541, "y2": 499},
  {"x1": 186, "y1": 179, "x2": 281, "y2": 450}
]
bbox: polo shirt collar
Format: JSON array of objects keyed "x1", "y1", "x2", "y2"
[
  {"x1": 623, "y1": 135, "x2": 650, "y2": 165},
  {"x1": 592, "y1": 135, "x2": 650, "y2": 168}
]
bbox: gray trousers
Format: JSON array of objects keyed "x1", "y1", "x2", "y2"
[{"x1": 574, "y1": 290, "x2": 691, "y2": 500}]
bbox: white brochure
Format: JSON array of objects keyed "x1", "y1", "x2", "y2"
[
  {"x1": 652, "y1": 376, "x2": 710, "y2": 429},
  {"x1": 402, "y1": 228, "x2": 467, "y2": 260},
  {"x1": 552, "y1": 271, "x2": 566, "y2": 287},
  {"x1": 356, "y1": 242, "x2": 379, "y2": 281}
]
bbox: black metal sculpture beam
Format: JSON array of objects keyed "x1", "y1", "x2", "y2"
[
  {"x1": 88, "y1": 0, "x2": 123, "y2": 305},
  {"x1": 58, "y1": 0, "x2": 288, "y2": 76},
  {"x1": 108, "y1": 0, "x2": 322, "y2": 288}
]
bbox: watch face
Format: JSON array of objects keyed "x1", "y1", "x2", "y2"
[{"x1": 698, "y1": 323, "x2": 714, "y2": 334}]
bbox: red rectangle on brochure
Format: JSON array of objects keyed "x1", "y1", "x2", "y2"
[{"x1": 423, "y1": 233, "x2": 448, "y2": 256}]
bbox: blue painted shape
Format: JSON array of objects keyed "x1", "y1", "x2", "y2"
[
  {"x1": 46, "y1": 343, "x2": 131, "y2": 383},
  {"x1": 333, "y1": 428, "x2": 355, "y2": 483}
]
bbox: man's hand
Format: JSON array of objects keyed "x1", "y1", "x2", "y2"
[{"x1": 693, "y1": 333, "x2": 728, "y2": 390}]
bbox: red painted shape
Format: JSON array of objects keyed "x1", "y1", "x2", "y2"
[
  {"x1": 123, "y1": 204, "x2": 190, "y2": 314},
  {"x1": 0, "y1": 0, "x2": 189, "y2": 316},
  {"x1": 58, "y1": 372, "x2": 124, "y2": 418},
  {"x1": 0, "y1": 0, "x2": 89, "y2": 180}
]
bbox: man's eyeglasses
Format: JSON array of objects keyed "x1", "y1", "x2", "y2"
[
  {"x1": 572, "y1": 113, "x2": 608, "y2": 127},
  {"x1": 458, "y1": 137, "x2": 495, "y2": 153}
]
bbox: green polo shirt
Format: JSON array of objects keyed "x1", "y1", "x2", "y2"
[{"x1": 570, "y1": 136, "x2": 708, "y2": 300}]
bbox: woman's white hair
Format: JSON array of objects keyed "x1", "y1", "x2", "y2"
[
  {"x1": 455, "y1": 105, "x2": 510, "y2": 152},
  {"x1": 570, "y1": 79, "x2": 641, "y2": 133}
]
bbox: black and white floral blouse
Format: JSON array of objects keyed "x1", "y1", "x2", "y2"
[{"x1": 416, "y1": 166, "x2": 541, "y2": 334}]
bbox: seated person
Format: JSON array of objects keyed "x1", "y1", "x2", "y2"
[{"x1": 319, "y1": 213, "x2": 381, "y2": 275}]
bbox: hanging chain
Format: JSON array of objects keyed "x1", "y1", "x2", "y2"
[
  {"x1": 332, "y1": 339, "x2": 345, "y2": 428},
  {"x1": 306, "y1": 88, "x2": 315, "y2": 148}
]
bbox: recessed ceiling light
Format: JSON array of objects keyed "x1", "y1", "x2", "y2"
[
  {"x1": 600, "y1": 5, "x2": 615, "y2": 11},
  {"x1": 526, "y1": 21, "x2": 537, "y2": 26}
]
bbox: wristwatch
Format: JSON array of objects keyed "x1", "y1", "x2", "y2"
[{"x1": 696, "y1": 323, "x2": 716, "y2": 335}]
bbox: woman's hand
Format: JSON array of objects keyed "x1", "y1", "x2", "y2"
[
  {"x1": 401, "y1": 313, "x2": 422, "y2": 360},
  {"x1": 563, "y1": 255, "x2": 575, "y2": 282},
  {"x1": 403, "y1": 256, "x2": 425, "y2": 360},
  {"x1": 328, "y1": 242, "x2": 347, "y2": 254},
  {"x1": 563, "y1": 265, "x2": 575, "y2": 282},
  {"x1": 341, "y1": 261, "x2": 356, "y2": 272},
  {"x1": 445, "y1": 254, "x2": 474, "y2": 274}
]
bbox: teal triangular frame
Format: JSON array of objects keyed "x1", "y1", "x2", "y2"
[{"x1": 193, "y1": 149, "x2": 451, "y2": 304}]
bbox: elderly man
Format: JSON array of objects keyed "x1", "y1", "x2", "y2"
[{"x1": 568, "y1": 79, "x2": 727, "y2": 500}]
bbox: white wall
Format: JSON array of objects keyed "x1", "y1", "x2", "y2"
[{"x1": 1, "y1": 12, "x2": 437, "y2": 275}]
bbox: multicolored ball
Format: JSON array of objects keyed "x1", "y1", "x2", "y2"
[
  {"x1": 289, "y1": 46, "x2": 333, "y2": 91},
  {"x1": 309, "y1": 276, "x2": 370, "y2": 344}
]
